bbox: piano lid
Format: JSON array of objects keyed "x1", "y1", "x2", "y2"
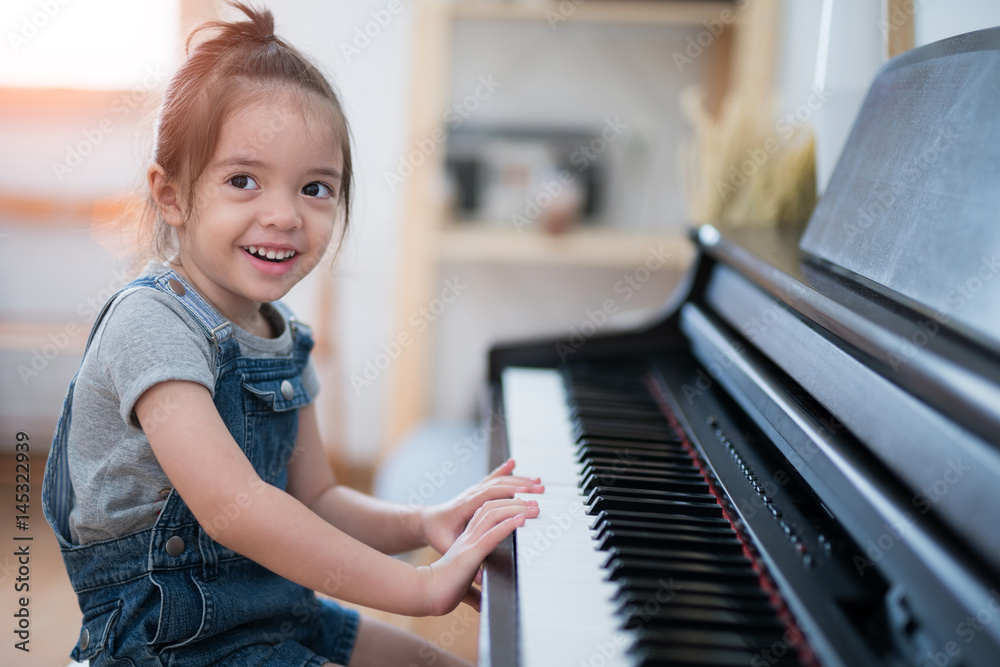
[{"x1": 800, "y1": 27, "x2": 1000, "y2": 352}]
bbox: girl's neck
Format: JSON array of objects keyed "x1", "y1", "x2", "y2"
[{"x1": 166, "y1": 258, "x2": 276, "y2": 338}]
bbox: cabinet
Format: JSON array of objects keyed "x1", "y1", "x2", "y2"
[{"x1": 384, "y1": 0, "x2": 778, "y2": 452}]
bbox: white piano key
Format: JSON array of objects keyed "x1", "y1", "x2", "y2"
[{"x1": 503, "y1": 368, "x2": 635, "y2": 667}]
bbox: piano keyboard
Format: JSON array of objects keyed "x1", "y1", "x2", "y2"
[{"x1": 503, "y1": 365, "x2": 804, "y2": 667}]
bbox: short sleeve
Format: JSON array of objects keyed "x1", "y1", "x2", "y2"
[{"x1": 94, "y1": 288, "x2": 216, "y2": 429}]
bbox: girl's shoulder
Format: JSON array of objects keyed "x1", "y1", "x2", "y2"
[{"x1": 88, "y1": 267, "x2": 218, "y2": 386}]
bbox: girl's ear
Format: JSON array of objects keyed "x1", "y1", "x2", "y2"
[{"x1": 148, "y1": 164, "x2": 185, "y2": 228}]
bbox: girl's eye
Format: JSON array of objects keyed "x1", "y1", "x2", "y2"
[
  {"x1": 302, "y1": 182, "x2": 334, "y2": 199},
  {"x1": 228, "y1": 174, "x2": 259, "y2": 190}
]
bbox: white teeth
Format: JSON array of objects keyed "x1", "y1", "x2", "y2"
[{"x1": 243, "y1": 246, "x2": 295, "y2": 261}]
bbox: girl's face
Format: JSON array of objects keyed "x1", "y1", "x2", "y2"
[{"x1": 167, "y1": 90, "x2": 343, "y2": 330}]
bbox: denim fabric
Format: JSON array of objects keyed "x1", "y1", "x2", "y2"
[{"x1": 43, "y1": 270, "x2": 358, "y2": 667}]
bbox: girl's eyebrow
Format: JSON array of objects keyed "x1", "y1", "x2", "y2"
[
  {"x1": 308, "y1": 167, "x2": 343, "y2": 181},
  {"x1": 213, "y1": 156, "x2": 341, "y2": 180}
]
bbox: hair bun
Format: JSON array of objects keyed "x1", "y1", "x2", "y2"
[{"x1": 187, "y1": 2, "x2": 278, "y2": 53}]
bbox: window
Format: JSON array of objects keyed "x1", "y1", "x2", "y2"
[{"x1": 0, "y1": 0, "x2": 180, "y2": 90}]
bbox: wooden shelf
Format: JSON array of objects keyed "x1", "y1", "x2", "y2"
[
  {"x1": 0, "y1": 321, "x2": 88, "y2": 354},
  {"x1": 436, "y1": 225, "x2": 695, "y2": 269},
  {"x1": 450, "y1": 1, "x2": 736, "y2": 25}
]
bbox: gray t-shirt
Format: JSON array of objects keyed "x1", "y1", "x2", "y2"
[{"x1": 66, "y1": 262, "x2": 319, "y2": 545}]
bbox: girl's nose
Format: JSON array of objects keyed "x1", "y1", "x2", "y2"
[{"x1": 259, "y1": 193, "x2": 302, "y2": 230}]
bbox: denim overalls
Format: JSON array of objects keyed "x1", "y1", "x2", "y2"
[{"x1": 43, "y1": 270, "x2": 358, "y2": 667}]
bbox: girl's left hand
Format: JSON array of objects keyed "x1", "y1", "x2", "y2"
[{"x1": 420, "y1": 458, "x2": 544, "y2": 555}]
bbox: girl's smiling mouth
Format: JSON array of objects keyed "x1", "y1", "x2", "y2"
[{"x1": 242, "y1": 245, "x2": 298, "y2": 262}]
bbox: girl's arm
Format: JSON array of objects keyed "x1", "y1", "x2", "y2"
[
  {"x1": 287, "y1": 403, "x2": 544, "y2": 555},
  {"x1": 136, "y1": 380, "x2": 534, "y2": 616}
]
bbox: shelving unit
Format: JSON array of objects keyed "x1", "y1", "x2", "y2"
[
  {"x1": 384, "y1": 0, "x2": 778, "y2": 453},
  {"x1": 437, "y1": 225, "x2": 694, "y2": 268}
]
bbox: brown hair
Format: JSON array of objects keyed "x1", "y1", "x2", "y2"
[{"x1": 139, "y1": 1, "x2": 352, "y2": 263}]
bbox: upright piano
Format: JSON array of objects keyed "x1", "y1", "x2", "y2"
[{"x1": 480, "y1": 27, "x2": 1000, "y2": 667}]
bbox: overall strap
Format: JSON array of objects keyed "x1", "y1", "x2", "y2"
[{"x1": 151, "y1": 270, "x2": 235, "y2": 347}]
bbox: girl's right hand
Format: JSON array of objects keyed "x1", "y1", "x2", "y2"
[{"x1": 422, "y1": 498, "x2": 539, "y2": 615}]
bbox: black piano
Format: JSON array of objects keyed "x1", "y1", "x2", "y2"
[{"x1": 480, "y1": 27, "x2": 1000, "y2": 667}]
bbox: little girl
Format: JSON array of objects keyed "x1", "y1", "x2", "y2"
[{"x1": 42, "y1": 4, "x2": 542, "y2": 666}]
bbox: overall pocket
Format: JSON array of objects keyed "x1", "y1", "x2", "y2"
[
  {"x1": 147, "y1": 570, "x2": 209, "y2": 652},
  {"x1": 72, "y1": 598, "x2": 127, "y2": 664}
]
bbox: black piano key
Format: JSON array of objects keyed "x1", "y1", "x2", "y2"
[
  {"x1": 590, "y1": 510, "x2": 733, "y2": 531},
  {"x1": 632, "y1": 644, "x2": 799, "y2": 667},
  {"x1": 621, "y1": 603, "x2": 785, "y2": 633},
  {"x1": 606, "y1": 557, "x2": 762, "y2": 585},
  {"x1": 581, "y1": 460, "x2": 706, "y2": 479},
  {"x1": 595, "y1": 529, "x2": 745, "y2": 554},
  {"x1": 577, "y1": 436, "x2": 688, "y2": 451},
  {"x1": 581, "y1": 472, "x2": 711, "y2": 495},
  {"x1": 601, "y1": 546, "x2": 754, "y2": 569},
  {"x1": 614, "y1": 590, "x2": 778, "y2": 614},
  {"x1": 574, "y1": 424, "x2": 682, "y2": 443},
  {"x1": 613, "y1": 577, "x2": 773, "y2": 602},
  {"x1": 593, "y1": 518, "x2": 736, "y2": 540},
  {"x1": 587, "y1": 494, "x2": 725, "y2": 518},
  {"x1": 577, "y1": 446, "x2": 694, "y2": 465},
  {"x1": 570, "y1": 404, "x2": 667, "y2": 422},
  {"x1": 585, "y1": 486, "x2": 719, "y2": 506},
  {"x1": 630, "y1": 627, "x2": 781, "y2": 652}
]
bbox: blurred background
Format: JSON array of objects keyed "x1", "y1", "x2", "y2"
[{"x1": 1, "y1": 1, "x2": 999, "y2": 665}]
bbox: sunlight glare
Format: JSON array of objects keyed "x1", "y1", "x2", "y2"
[{"x1": 0, "y1": 0, "x2": 179, "y2": 89}]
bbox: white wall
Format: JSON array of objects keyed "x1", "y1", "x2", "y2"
[{"x1": 915, "y1": 0, "x2": 1000, "y2": 46}]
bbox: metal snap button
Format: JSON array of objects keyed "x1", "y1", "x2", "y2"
[
  {"x1": 167, "y1": 279, "x2": 186, "y2": 296},
  {"x1": 280, "y1": 380, "x2": 294, "y2": 400},
  {"x1": 79, "y1": 627, "x2": 90, "y2": 651},
  {"x1": 165, "y1": 535, "x2": 186, "y2": 557}
]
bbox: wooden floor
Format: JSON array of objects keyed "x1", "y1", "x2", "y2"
[{"x1": 0, "y1": 454, "x2": 478, "y2": 667}]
